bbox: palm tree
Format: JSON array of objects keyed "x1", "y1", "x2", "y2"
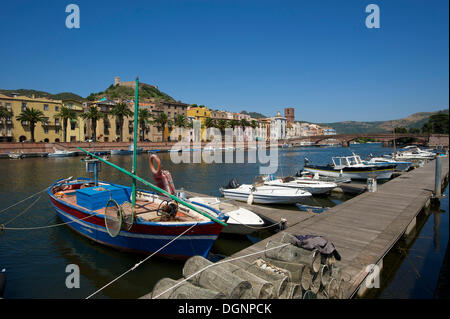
[
  {"x1": 240, "y1": 119, "x2": 250, "y2": 130},
  {"x1": 152, "y1": 112, "x2": 172, "y2": 142},
  {"x1": 0, "y1": 106, "x2": 12, "y2": 138},
  {"x1": 110, "y1": 103, "x2": 134, "y2": 142},
  {"x1": 54, "y1": 106, "x2": 78, "y2": 142},
  {"x1": 16, "y1": 108, "x2": 47, "y2": 142},
  {"x1": 204, "y1": 117, "x2": 216, "y2": 129},
  {"x1": 80, "y1": 106, "x2": 105, "y2": 142},
  {"x1": 138, "y1": 109, "x2": 152, "y2": 141},
  {"x1": 173, "y1": 114, "x2": 189, "y2": 141},
  {"x1": 216, "y1": 119, "x2": 228, "y2": 135},
  {"x1": 229, "y1": 119, "x2": 239, "y2": 130}
]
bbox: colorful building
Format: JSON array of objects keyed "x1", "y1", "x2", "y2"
[{"x1": 0, "y1": 93, "x2": 63, "y2": 142}]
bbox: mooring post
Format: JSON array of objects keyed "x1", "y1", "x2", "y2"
[{"x1": 434, "y1": 156, "x2": 442, "y2": 197}]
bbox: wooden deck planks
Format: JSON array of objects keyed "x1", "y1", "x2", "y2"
[{"x1": 226, "y1": 157, "x2": 449, "y2": 299}]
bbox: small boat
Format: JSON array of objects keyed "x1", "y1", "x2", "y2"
[
  {"x1": 48, "y1": 177, "x2": 227, "y2": 259},
  {"x1": 364, "y1": 156, "x2": 412, "y2": 172},
  {"x1": 111, "y1": 145, "x2": 143, "y2": 155},
  {"x1": 8, "y1": 152, "x2": 23, "y2": 159},
  {"x1": 48, "y1": 148, "x2": 77, "y2": 158},
  {"x1": 295, "y1": 170, "x2": 351, "y2": 183},
  {"x1": 303, "y1": 154, "x2": 395, "y2": 180},
  {"x1": 219, "y1": 178, "x2": 312, "y2": 204},
  {"x1": 296, "y1": 204, "x2": 329, "y2": 214},
  {"x1": 263, "y1": 176, "x2": 337, "y2": 195},
  {"x1": 185, "y1": 197, "x2": 265, "y2": 235},
  {"x1": 147, "y1": 149, "x2": 160, "y2": 153},
  {"x1": 386, "y1": 146, "x2": 436, "y2": 161}
]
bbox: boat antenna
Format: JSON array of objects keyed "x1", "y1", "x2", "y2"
[{"x1": 131, "y1": 77, "x2": 139, "y2": 221}]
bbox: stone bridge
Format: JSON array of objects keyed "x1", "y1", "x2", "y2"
[{"x1": 286, "y1": 133, "x2": 448, "y2": 147}]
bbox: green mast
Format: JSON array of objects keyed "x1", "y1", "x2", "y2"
[{"x1": 131, "y1": 77, "x2": 139, "y2": 215}]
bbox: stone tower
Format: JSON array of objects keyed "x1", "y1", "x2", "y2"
[
  {"x1": 284, "y1": 107, "x2": 294, "y2": 124},
  {"x1": 114, "y1": 76, "x2": 120, "y2": 86}
]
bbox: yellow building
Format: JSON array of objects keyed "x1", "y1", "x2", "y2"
[
  {"x1": 187, "y1": 106, "x2": 211, "y2": 141},
  {"x1": 62, "y1": 99, "x2": 86, "y2": 142},
  {"x1": 0, "y1": 93, "x2": 63, "y2": 142}
]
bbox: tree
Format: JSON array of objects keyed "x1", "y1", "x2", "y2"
[
  {"x1": 240, "y1": 119, "x2": 250, "y2": 130},
  {"x1": 408, "y1": 127, "x2": 420, "y2": 134},
  {"x1": 152, "y1": 112, "x2": 172, "y2": 142},
  {"x1": 422, "y1": 112, "x2": 449, "y2": 134},
  {"x1": 0, "y1": 106, "x2": 12, "y2": 138},
  {"x1": 229, "y1": 119, "x2": 239, "y2": 130},
  {"x1": 16, "y1": 108, "x2": 47, "y2": 142},
  {"x1": 137, "y1": 109, "x2": 152, "y2": 141},
  {"x1": 110, "y1": 103, "x2": 134, "y2": 142},
  {"x1": 54, "y1": 106, "x2": 78, "y2": 142},
  {"x1": 204, "y1": 117, "x2": 216, "y2": 129},
  {"x1": 80, "y1": 106, "x2": 105, "y2": 141},
  {"x1": 216, "y1": 119, "x2": 228, "y2": 135},
  {"x1": 174, "y1": 114, "x2": 188, "y2": 128},
  {"x1": 394, "y1": 127, "x2": 408, "y2": 134}
]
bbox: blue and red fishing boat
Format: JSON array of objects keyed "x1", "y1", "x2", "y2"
[
  {"x1": 47, "y1": 177, "x2": 227, "y2": 259},
  {"x1": 47, "y1": 77, "x2": 228, "y2": 260}
]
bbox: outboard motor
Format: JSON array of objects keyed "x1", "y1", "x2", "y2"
[{"x1": 224, "y1": 178, "x2": 240, "y2": 189}]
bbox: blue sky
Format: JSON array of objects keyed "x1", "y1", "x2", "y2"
[{"x1": 0, "y1": 0, "x2": 448, "y2": 123}]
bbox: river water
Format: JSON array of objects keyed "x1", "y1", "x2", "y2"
[{"x1": 0, "y1": 143, "x2": 447, "y2": 299}]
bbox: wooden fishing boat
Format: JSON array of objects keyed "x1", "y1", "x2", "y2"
[{"x1": 47, "y1": 177, "x2": 227, "y2": 259}]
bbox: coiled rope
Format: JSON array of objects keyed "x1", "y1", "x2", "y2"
[{"x1": 85, "y1": 222, "x2": 199, "y2": 299}]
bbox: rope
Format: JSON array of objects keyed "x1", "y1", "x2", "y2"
[
  {"x1": 85, "y1": 222, "x2": 198, "y2": 299},
  {"x1": 1, "y1": 195, "x2": 42, "y2": 226},
  {"x1": 0, "y1": 187, "x2": 47, "y2": 216},
  {"x1": 152, "y1": 242, "x2": 291, "y2": 299},
  {"x1": 1, "y1": 212, "x2": 97, "y2": 231}
]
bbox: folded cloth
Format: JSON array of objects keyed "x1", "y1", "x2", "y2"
[{"x1": 290, "y1": 234, "x2": 341, "y2": 261}]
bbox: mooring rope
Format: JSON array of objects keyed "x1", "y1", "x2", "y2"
[
  {"x1": 1, "y1": 212, "x2": 97, "y2": 231},
  {"x1": 85, "y1": 222, "x2": 199, "y2": 299},
  {"x1": 151, "y1": 242, "x2": 291, "y2": 299},
  {"x1": 1, "y1": 195, "x2": 42, "y2": 226},
  {"x1": 0, "y1": 187, "x2": 48, "y2": 216}
]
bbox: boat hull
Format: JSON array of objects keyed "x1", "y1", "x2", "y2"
[
  {"x1": 47, "y1": 184, "x2": 223, "y2": 260},
  {"x1": 221, "y1": 189, "x2": 309, "y2": 204},
  {"x1": 303, "y1": 165, "x2": 394, "y2": 180}
]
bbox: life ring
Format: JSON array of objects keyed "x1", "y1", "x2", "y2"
[{"x1": 149, "y1": 154, "x2": 161, "y2": 174}]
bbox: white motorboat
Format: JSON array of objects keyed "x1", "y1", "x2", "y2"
[
  {"x1": 296, "y1": 170, "x2": 351, "y2": 183},
  {"x1": 187, "y1": 197, "x2": 265, "y2": 235},
  {"x1": 303, "y1": 154, "x2": 395, "y2": 180},
  {"x1": 48, "y1": 148, "x2": 77, "y2": 158},
  {"x1": 263, "y1": 176, "x2": 337, "y2": 195},
  {"x1": 364, "y1": 157, "x2": 412, "y2": 172},
  {"x1": 387, "y1": 146, "x2": 436, "y2": 161},
  {"x1": 8, "y1": 152, "x2": 23, "y2": 159},
  {"x1": 220, "y1": 179, "x2": 312, "y2": 204}
]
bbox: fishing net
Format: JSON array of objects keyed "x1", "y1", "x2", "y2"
[
  {"x1": 104, "y1": 199, "x2": 122, "y2": 237},
  {"x1": 121, "y1": 201, "x2": 134, "y2": 231}
]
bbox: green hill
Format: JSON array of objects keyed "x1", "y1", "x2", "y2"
[
  {"x1": 86, "y1": 83, "x2": 175, "y2": 102},
  {"x1": 319, "y1": 109, "x2": 449, "y2": 134},
  {"x1": 0, "y1": 89, "x2": 85, "y2": 102}
]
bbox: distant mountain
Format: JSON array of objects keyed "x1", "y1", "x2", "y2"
[
  {"x1": 247, "y1": 112, "x2": 267, "y2": 119},
  {"x1": 319, "y1": 109, "x2": 449, "y2": 134},
  {"x1": 0, "y1": 89, "x2": 85, "y2": 102}
]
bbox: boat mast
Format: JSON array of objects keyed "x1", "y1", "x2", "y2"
[
  {"x1": 393, "y1": 126, "x2": 397, "y2": 160},
  {"x1": 131, "y1": 77, "x2": 139, "y2": 216}
]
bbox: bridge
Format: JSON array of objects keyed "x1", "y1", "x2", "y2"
[{"x1": 285, "y1": 133, "x2": 449, "y2": 147}]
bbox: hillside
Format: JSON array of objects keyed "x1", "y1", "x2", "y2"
[
  {"x1": 0, "y1": 89, "x2": 85, "y2": 102},
  {"x1": 319, "y1": 109, "x2": 449, "y2": 134},
  {"x1": 86, "y1": 83, "x2": 175, "y2": 102}
]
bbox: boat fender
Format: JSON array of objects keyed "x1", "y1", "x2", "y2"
[{"x1": 55, "y1": 192, "x2": 65, "y2": 198}]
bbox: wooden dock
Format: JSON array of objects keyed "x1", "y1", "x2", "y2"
[
  {"x1": 144, "y1": 157, "x2": 449, "y2": 299},
  {"x1": 223, "y1": 157, "x2": 449, "y2": 298}
]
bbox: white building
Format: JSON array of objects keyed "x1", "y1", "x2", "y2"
[{"x1": 270, "y1": 111, "x2": 287, "y2": 140}]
